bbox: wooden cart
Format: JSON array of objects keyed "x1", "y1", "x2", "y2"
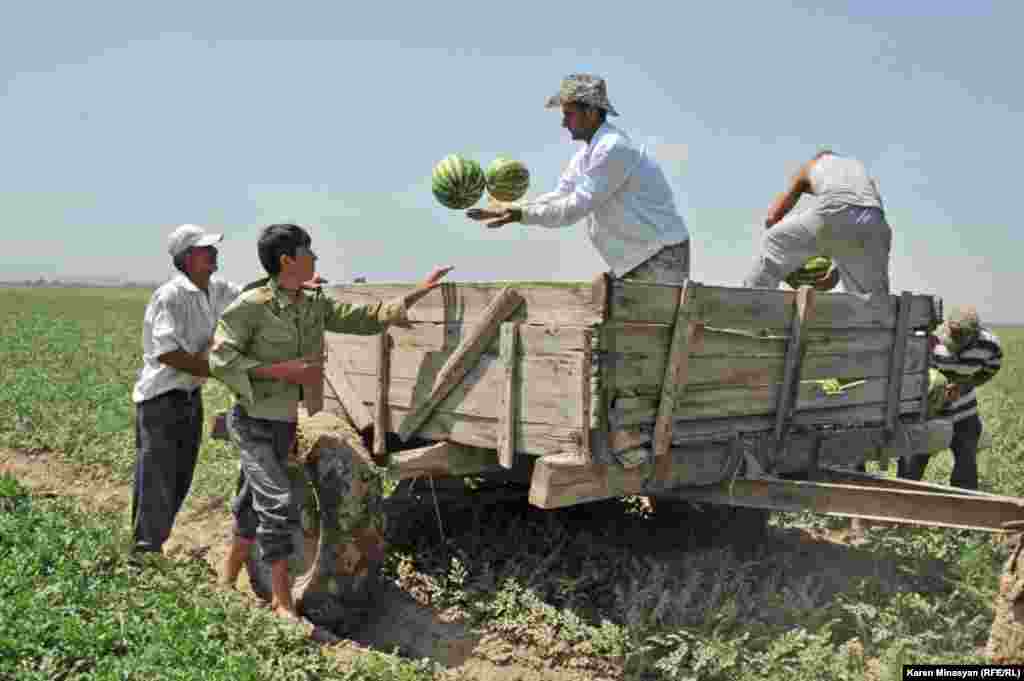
[{"x1": 321, "y1": 276, "x2": 1023, "y2": 534}]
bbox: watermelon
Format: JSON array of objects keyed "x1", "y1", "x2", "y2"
[
  {"x1": 784, "y1": 255, "x2": 834, "y2": 289},
  {"x1": 485, "y1": 157, "x2": 530, "y2": 202},
  {"x1": 432, "y1": 155, "x2": 486, "y2": 209}
]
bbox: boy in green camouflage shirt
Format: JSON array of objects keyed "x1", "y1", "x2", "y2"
[{"x1": 210, "y1": 222, "x2": 452, "y2": 622}]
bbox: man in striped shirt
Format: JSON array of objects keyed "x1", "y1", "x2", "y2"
[{"x1": 898, "y1": 306, "x2": 1003, "y2": 490}]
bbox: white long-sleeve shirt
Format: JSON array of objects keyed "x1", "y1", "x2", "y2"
[
  {"x1": 520, "y1": 123, "x2": 689, "y2": 277},
  {"x1": 132, "y1": 274, "x2": 242, "y2": 403}
]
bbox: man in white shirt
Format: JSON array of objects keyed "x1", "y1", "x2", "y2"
[
  {"x1": 131, "y1": 224, "x2": 243, "y2": 554},
  {"x1": 467, "y1": 73, "x2": 691, "y2": 284}
]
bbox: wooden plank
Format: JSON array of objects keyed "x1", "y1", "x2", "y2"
[
  {"x1": 397, "y1": 287, "x2": 525, "y2": 441},
  {"x1": 354, "y1": 400, "x2": 581, "y2": 456},
  {"x1": 579, "y1": 328, "x2": 593, "y2": 462},
  {"x1": 609, "y1": 280, "x2": 937, "y2": 329},
  {"x1": 498, "y1": 323, "x2": 519, "y2": 469},
  {"x1": 528, "y1": 420, "x2": 956, "y2": 509},
  {"x1": 886, "y1": 291, "x2": 914, "y2": 432},
  {"x1": 329, "y1": 281, "x2": 603, "y2": 326},
  {"x1": 528, "y1": 444, "x2": 740, "y2": 509},
  {"x1": 774, "y1": 287, "x2": 816, "y2": 452},
  {"x1": 607, "y1": 416, "x2": 949, "y2": 469},
  {"x1": 327, "y1": 322, "x2": 591, "y2": 358},
  {"x1": 344, "y1": 353, "x2": 583, "y2": 425},
  {"x1": 654, "y1": 280, "x2": 695, "y2": 458},
  {"x1": 663, "y1": 478, "x2": 1024, "y2": 533},
  {"x1": 322, "y1": 351, "x2": 374, "y2": 431},
  {"x1": 610, "y1": 372, "x2": 927, "y2": 424},
  {"x1": 373, "y1": 332, "x2": 391, "y2": 459},
  {"x1": 388, "y1": 441, "x2": 504, "y2": 480},
  {"x1": 603, "y1": 323, "x2": 924, "y2": 358},
  {"x1": 605, "y1": 343, "x2": 928, "y2": 392}
]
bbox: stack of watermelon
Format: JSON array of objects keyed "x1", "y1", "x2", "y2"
[
  {"x1": 784, "y1": 256, "x2": 834, "y2": 290},
  {"x1": 431, "y1": 155, "x2": 530, "y2": 209}
]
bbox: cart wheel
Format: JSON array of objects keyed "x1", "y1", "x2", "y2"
[{"x1": 245, "y1": 427, "x2": 384, "y2": 634}]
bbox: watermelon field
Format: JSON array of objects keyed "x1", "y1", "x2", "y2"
[{"x1": 2, "y1": 286, "x2": 1024, "y2": 680}]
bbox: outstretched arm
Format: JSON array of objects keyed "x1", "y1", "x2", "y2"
[{"x1": 765, "y1": 158, "x2": 815, "y2": 228}]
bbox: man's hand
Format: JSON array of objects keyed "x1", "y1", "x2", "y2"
[
  {"x1": 466, "y1": 207, "x2": 522, "y2": 229},
  {"x1": 419, "y1": 265, "x2": 455, "y2": 291},
  {"x1": 254, "y1": 359, "x2": 322, "y2": 387},
  {"x1": 944, "y1": 383, "x2": 962, "y2": 403},
  {"x1": 301, "y1": 274, "x2": 328, "y2": 290}
]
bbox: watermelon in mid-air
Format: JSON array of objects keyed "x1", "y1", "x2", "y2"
[
  {"x1": 485, "y1": 157, "x2": 530, "y2": 202},
  {"x1": 432, "y1": 155, "x2": 486, "y2": 209}
]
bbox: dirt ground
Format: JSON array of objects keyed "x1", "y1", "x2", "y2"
[{"x1": 2, "y1": 448, "x2": 921, "y2": 680}]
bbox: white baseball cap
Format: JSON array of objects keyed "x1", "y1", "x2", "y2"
[{"x1": 167, "y1": 224, "x2": 223, "y2": 258}]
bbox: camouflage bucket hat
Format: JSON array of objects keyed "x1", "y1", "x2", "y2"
[
  {"x1": 937, "y1": 305, "x2": 981, "y2": 352},
  {"x1": 544, "y1": 73, "x2": 620, "y2": 116}
]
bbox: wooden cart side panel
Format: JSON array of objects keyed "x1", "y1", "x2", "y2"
[
  {"x1": 605, "y1": 336, "x2": 928, "y2": 391},
  {"x1": 339, "y1": 353, "x2": 584, "y2": 426},
  {"x1": 610, "y1": 372, "x2": 927, "y2": 426},
  {"x1": 609, "y1": 280, "x2": 938, "y2": 329},
  {"x1": 328, "y1": 281, "x2": 605, "y2": 326},
  {"x1": 323, "y1": 395, "x2": 578, "y2": 456}
]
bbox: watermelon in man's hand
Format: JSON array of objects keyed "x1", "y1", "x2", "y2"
[
  {"x1": 485, "y1": 157, "x2": 530, "y2": 202},
  {"x1": 785, "y1": 256, "x2": 835, "y2": 290}
]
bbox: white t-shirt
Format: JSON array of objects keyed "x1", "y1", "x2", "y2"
[
  {"x1": 132, "y1": 274, "x2": 242, "y2": 403},
  {"x1": 809, "y1": 154, "x2": 884, "y2": 213},
  {"x1": 520, "y1": 123, "x2": 689, "y2": 277}
]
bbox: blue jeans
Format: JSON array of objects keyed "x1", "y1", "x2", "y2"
[{"x1": 228, "y1": 405, "x2": 299, "y2": 563}]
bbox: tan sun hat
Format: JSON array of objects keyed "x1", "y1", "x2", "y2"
[{"x1": 544, "y1": 73, "x2": 620, "y2": 116}]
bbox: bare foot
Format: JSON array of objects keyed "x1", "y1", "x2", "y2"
[{"x1": 272, "y1": 605, "x2": 302, "y2": 622}]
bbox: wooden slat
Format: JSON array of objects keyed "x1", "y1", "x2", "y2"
[
  {"x1": 662, "y1": 478, "x2": 1024, "y2": 533},
  {"x1": 610, "y1": 371, "x2": 926, "y2": 424},
  {"x1": 373, "y1": 332, "x2": 391, "y2": 459},
  {"x1": 579, "y1": 328, "x2": 593, "y2": 462},
  {"x1": 604, "y1": 343, "x2": 928, "y2": 392},
  {"x1": 774, "y1": 287, "x2": 816, "y2": 452},
  {"x1": 604, "y1": 323, "x2": 922, "y2": 358},
  {"x1": 609, "y1": 280, "x2": 937, "y2": 329},
  {"x1": 388, "y1": 441, "x2": 504, "y2": 480},
  {"x1": 329, "y1": 399, "x2": 581, "y2": 456},
  {"x1": 528, "y1": 445, "x2": 739, "y2": 509},
  {"x1": 654, "y1": 280, "x2": 695, "y2": 458},
  {"x1": 498, "y1": 323, "x2": 519, "y2": 469},
  {"x1": 322, "y1": 352, "x2": 374, "y2": 431},
  {"x1": 329, "y1": 281, "x2": 604, "y2": 326},
  {"x1": 886, "y1": 291, "x2": 914, "y2": 431},
  {"x1": 328, "y1": 322, "x2": 591, "y2": 358},
  {"x1": 397, "y1": 287, "x2": 525, "y2": 441}
]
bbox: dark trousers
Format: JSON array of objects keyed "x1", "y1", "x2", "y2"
[
  {"x1": 227, "y1": 405, "x2": 299, "y2": 564},
  {"x1": 132, "y1": 389, "x2": 203, "y2": 552},
  {"x1": 898, "y1": 413, "x2": 982, "y2": 490}
]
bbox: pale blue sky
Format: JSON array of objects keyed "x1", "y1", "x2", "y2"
[{"x1": 2, "y1": 2, "x2": 1020, "y2": 321}]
